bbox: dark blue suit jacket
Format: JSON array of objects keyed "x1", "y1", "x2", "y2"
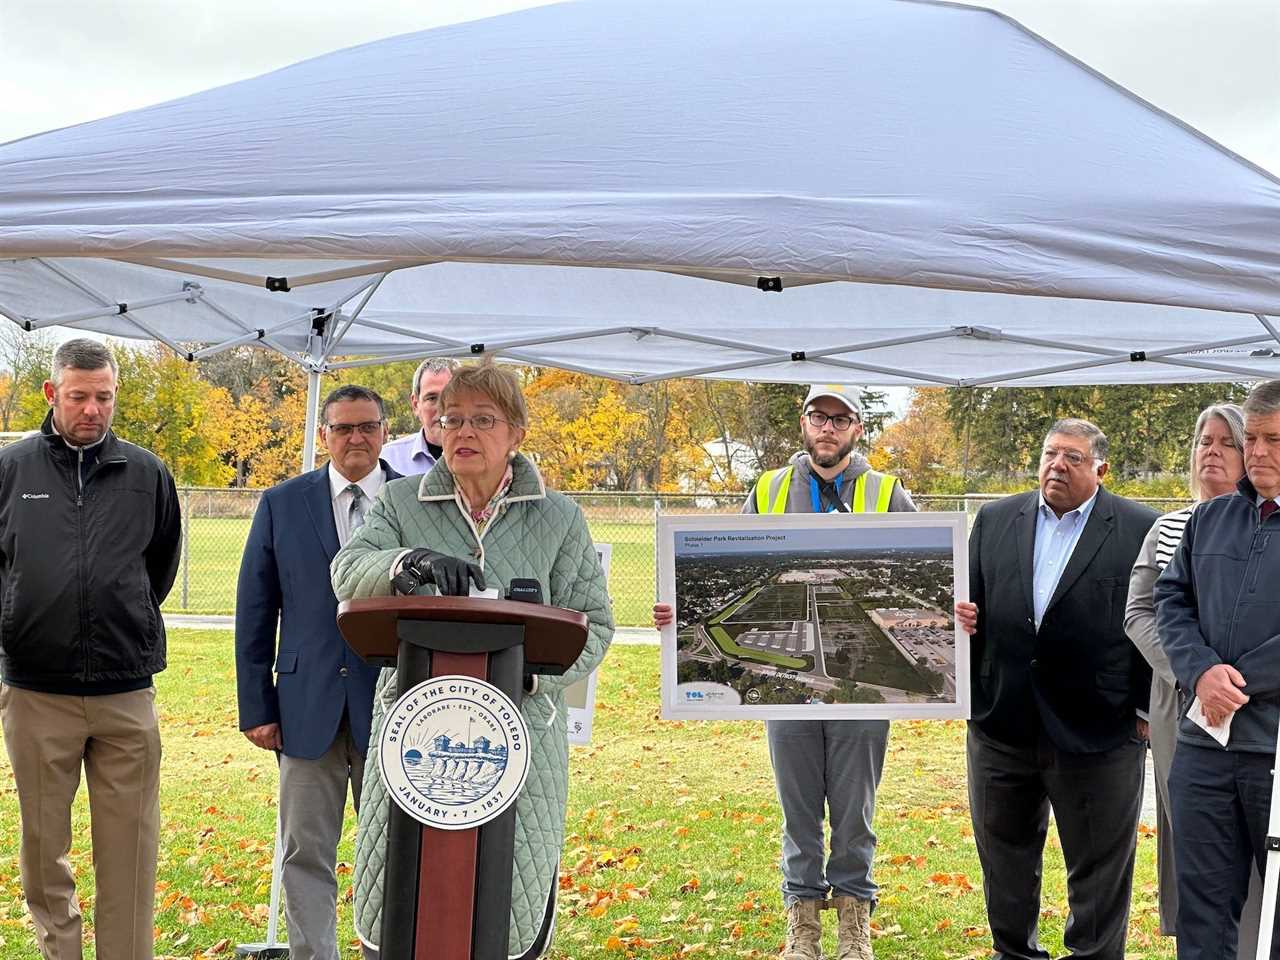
[{"x1": 235, "y1": 462, "x2": 401, "y2": 760}]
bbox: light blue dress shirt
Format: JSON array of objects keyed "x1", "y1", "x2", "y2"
[
  {"x1": 1031, "y1": 488, "x2": 1099, "y2": 630},
  {"x1": 380, "y1": 429, "x2": 439, "y2": 477}
]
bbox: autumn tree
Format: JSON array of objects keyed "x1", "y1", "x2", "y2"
[
  {"x1": 197, "y1": 346, "x2": 397, "y2": 486},
  {"x1": 616, "y1": 380, "x2": 715, "y2": 491},
  {"x1": 523, "y1": 370, "x2": 649, "y2": 489},
  {"x1": 868, "y1": 389, "x2": 964, "y2": 493},
  {"x1": 0, "y1": 325, "x2": 55, "y2": 431},
  {"x1": 694, "y1": 382, "x2": 803, "y2": 486},
  {"x1": 240, "y1": 387, "x2": 311, "y2": 486},
  {"x1": 110, "y1": 344, "x2": 235, "y2": 486},
  {"x1": 521, "y1": 370, "x2": 721, "y2": 491},
  {"x1": 944, "y1": 383, "x2": 1251, "y2": 490}
]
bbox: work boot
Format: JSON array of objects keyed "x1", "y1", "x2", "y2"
[
  {"x1": 833, "y1": 895, "x2": 873, "y2": 960},
  {"x1": 781, "y1": 898, "x2": 823, "y2": 960}
]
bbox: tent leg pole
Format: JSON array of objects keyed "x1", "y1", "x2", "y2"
[
  {"x1": 266, "y1": 817, "x2": 286, "y2": 948},
  {"x1": 300, "y1": 358, "x2": 323, "y2": 472},
  {"x1": 1255, "y1": 737, "x2": 1280, "y2": 960},
  {"x1": 235, "y1": 816, "x2": 288, "y2": 957}
]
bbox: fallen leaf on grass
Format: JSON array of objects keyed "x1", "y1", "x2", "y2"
[{"x1": 888, "y1": 854, "x2": 927, "y2": 868}]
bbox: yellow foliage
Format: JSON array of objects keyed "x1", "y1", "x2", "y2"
[
  {"x1": 111, "y1": 345, "x2": 234, "y2": 486},
  {"x1": 873, "y1": 389, "x2": 963, "y2": 493},
  {"x1": 523, "y1": 371, "x2": 712, "y2": 491}
]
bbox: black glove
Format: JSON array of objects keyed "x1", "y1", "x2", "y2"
[{"x1": 395, "y1": 548, "x2": 485, "y2": 596}]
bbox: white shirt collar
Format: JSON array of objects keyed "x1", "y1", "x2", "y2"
[
  {"x1": 328, "y1": 461, "x2": 384, "y2": 502},
  {"x1": 1037, "y1": 486, "x2": 1100, "y2": 520}
]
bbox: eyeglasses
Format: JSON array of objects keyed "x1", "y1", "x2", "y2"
[
  {"x1": 325, "y1": 420, "x2": 384, "y2": 437},
  {"x1": 1040, "y1": 447, "x2": 1095, "y2": 468},
  {"x1": 804, "y1": 410, "x2": 857, "y2": 432},
  {"x1": 437, "y1": 414, "x2": 513, "y2": 432}
]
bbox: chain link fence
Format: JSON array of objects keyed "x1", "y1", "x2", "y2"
[{"x1": 167, "y1": 488, "x2": 1192, "y2": 625}]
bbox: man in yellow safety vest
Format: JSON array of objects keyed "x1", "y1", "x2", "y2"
[
  {"x1": 748, "y1": 385, "x2": 905, "y2": 517},
  {"x1": 656, "y1": 384, "x2": 913, "y2": 960}
]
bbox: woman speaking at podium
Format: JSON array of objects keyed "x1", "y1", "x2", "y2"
[{"x1": 332, "y1": 361, "x2": 614, "y2": 958}]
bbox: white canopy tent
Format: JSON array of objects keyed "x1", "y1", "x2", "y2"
[{"x1": 1, "y1": 0, "x2": 1279, "y2": 467}]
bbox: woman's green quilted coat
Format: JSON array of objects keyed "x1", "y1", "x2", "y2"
[{"x1": 330, "y1": 453, "x2": 614, "y2": 956}]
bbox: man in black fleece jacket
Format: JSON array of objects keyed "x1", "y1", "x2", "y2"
[{"x1": 0, "y1": 339, "x2": 180, "y2": 960}]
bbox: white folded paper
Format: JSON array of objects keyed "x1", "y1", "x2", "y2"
[{"x1": 1187, "y1": 696, "x2": 1234, "y2": 747}]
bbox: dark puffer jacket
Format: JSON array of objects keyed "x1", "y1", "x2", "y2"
[
  {"x1": 1155, "y1": 476, "x2": 1280, "y2": 753},
  {"x1": 0, "y1": 410, "x2": 181, "y2": 693}
]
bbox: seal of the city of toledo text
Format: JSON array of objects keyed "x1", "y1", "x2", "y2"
[{"x1": 379, "y1": 675, "x2": 530, "y2": 830}]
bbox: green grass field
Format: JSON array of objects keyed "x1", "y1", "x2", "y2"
[
  {"x1": 702, "y1": 585, "x2": 808, "y2": 669},
  {"x1": 166, "y1": 518, "x2": 658, "y2": 625},
  {"x1": 707, "y1": 622, "x2": 809, "y2": 670},
  {"x1": 0, "y1": 630, "x2": 1173, "y2": 960},
  {"x1": 707, "y1": 586, "x2": 761, "y2": 626},
  {"x1": 726, "y1": 583, "x2": 809, "y2": 622}
]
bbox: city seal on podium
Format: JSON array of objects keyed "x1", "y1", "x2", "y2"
[{"x1": 378, "y1": 675, "x2": 531, "y2": 831}]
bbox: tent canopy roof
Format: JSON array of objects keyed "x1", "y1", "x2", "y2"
[{"x1": 1, "y1": 0, "x2": 1278, "y2": 386}]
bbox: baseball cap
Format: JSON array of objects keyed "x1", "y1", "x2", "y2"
[{"x1": 803, "y1": 383, "x2": 863, "y2": 418}]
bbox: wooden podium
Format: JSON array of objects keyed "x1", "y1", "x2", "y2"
[{"x1": 337, "y1": 596, "x2": 588, "y2": 960}]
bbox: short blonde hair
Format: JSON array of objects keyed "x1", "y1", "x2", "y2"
[{"x1": 438, "y1": 362, "x2": 528, "y2": 429}]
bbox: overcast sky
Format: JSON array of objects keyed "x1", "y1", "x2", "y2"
[{"x1": 2, "y1": 0, "x2": 1277, "y2": 172}]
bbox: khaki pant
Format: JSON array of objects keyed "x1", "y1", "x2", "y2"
[{"x1": 0, "y1": 684, "x2": 161, "y2": 960}]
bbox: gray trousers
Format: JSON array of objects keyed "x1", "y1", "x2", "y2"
[
  {"x1": 766, "y1": 718, "x2": 889, "y2": 905},
  {"x1": 278, "y1": 715, "x2": 365, "y2": 960},
  {"x1": 966, "y1": 723, "x2": 1145, "y2": 960}
]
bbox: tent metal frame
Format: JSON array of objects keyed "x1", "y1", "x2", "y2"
[{"x1": 4, "y1": 256, "x2": 1280, "y2": 472}]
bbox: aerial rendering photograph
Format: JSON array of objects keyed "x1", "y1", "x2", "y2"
[{"x1": 663, "y1": 516, "x2": 967, "y2": 718}]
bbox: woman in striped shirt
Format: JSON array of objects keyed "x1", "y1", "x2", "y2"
[{"x1": 1124, "y1": 402, "x2": 1247, "y2": 945}]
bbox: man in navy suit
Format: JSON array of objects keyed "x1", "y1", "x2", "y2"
[{"x1": 236, "y1": 384, "x2": 401, "y2": 960}]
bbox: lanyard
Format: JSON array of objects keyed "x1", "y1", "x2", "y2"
[{"x1": 809, "y1": 473, "x2": 845, "y2": 513}]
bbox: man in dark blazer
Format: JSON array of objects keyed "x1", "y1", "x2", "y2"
[
  {"x1": 957, "y1": 418, "x2": 1157, "y2": 960},
  {"x1": 236, "y1": 384, "x2": 401, "y2": 960}
]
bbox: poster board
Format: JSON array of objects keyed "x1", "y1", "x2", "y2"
[
  {"x1": 658, "y1": 513, "x2": 969, "y2": 720},
  {"x1": 565, "y1": 543, "x2": 611, "y2": 745}
]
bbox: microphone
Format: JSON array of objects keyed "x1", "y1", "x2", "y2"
[
  {"x1": 507, "y1": 579, "x2": 545, "y2": 696},
  {"x1": 506, "y1": 579, "x2": 543, "y2": 605}
]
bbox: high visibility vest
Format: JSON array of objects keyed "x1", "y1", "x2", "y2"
[{"x1": 753, "y1": 465, "x2": 898, "y2": 514}]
